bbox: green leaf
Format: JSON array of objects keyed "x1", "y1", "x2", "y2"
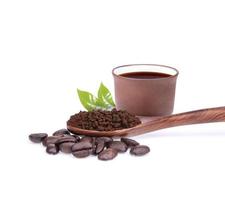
[
  {"x1": 97, "y1": 83, "x2": 115, "y2": 109},
  {"x1": 77, "y1": 89, "x2": 99, "y2": 111}
]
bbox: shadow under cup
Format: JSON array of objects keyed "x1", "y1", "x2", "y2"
[{"x1": 112, "y1": 64, "x2": 179, "y2": 116}]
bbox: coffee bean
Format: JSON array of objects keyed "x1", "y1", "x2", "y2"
[
  {"x1": 29, "y1": 133, "x2": 48, "y2": 143},
  {"x1": 80, "y1": 136, "x2": 94, "y2": 143},
  {"x1": 72, "y1": 149, "x2": 92, "y2": 158},
  {"x1": 42, "y1": 136, "x2": 60, "y2": 146},
  {"x1": 29, "y1": 127, "x2": 150, "y2": 160},
  {"x1": 59, "y1": 142, "x2": 75, "y2": 153},
  {"x1": 71, "y1": 135, "x2": 80, "y2": 142},
  {"x1": 91, "y1": 139, "x2": 97, "y2": 155},
  {"x1": 91, "y1": 137, "x2": 96, "y2": 144},
  {"x1": 92, "y1": 144, "x2": 97, "y2": 155},
  {"x1": 98, "y1": 148, "x2": 118, "y2": 161},
  {"x1": 95, "y1": 140, "x2": 105, "y2": 154},
  {"x1": 107, "y1": 141, "x2": 127, "y2": 153},
  {"x1": 56, "y1": 136, "x2": 78, "y2": 144},
  {"x1": 72, "y1": 141, "x2": 93, "y2": 152},
  {"x1": 52, "y1": 129, "x2": 70, "y2": 137},
  {"x1": 121, "y1": 138, "x2": 139, "y2": 147},
  {"x1": 71, "y1": 141, "x2": 93, "y2": 158},
  {"x1": 96, "y1": 137, "x2": 113, "y2": 144},
  {"x1": 130, "y1": 145, "x2": 150, "y2": 156},
  {"x1": 46, "y1": 144, "x2": 59, "y2": 155}
]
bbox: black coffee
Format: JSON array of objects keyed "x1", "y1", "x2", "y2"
[{"x1": 120, "y1": 71, "x2": 171, "y2": 79}]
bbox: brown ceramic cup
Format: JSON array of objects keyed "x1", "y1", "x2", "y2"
[{"x1": 112, "y1": 64, "x2": 179, "y2": 116}]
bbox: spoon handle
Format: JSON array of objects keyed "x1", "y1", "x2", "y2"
[{"x1": 136, "y1": 106, "x2": 225, "y2": 134}]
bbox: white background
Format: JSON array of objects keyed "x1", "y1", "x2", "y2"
[{"x1": 1, "y1": 0, "x2": 225, "y2": 199}]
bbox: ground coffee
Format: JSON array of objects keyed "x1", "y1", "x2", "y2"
[{"x1": 67, "y1": 109, "x2": 141, "y2": 131}]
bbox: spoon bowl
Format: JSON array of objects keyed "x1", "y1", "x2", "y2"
[
  {"x1": 67, "y1": 107, "x2": 225, "y2": 137},
  {"x1": 67, "y1": 124, "x2": 138, "y2": 137}
]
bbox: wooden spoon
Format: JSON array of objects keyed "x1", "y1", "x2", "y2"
[{"x1": 67, "y1": 107, "x2": 225, "y2": 137}]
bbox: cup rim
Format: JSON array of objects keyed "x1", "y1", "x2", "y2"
[{"x1": 112, "y1": 64, "x2": 179, "y2": 81}]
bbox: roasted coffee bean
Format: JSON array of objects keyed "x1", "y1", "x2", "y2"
[
  {"x1": 42, "y1": 136, "x2": 60, "y2": 146},
  {"x1": 92, "y1": 143, "x2": 97, "y2": 155},
  {"x1": 72, "y1": 149, "x2": 92, "y2": 158},
  {"x1": 52, "y1": 129, "x2": 70, "y2": 137},
  {"x1": 130, "y1": 145, "x2": 150, "y2": 156},
  {"x1": 72, "y1": 141, "x2": 93, "y2": 152},
  {"x1": 80, "y1": 136, "x2": 94, "y2": 143},
  {"x1": 91, "y1": 137, "x2": 97, "y2": 155},
  {"x1": 107, "y1": 141, "x2": 127, "y2": 153},
  {"x1": 98, "y1": 148, "x2": 118, "y2": 161},
  {"x1": 29, "y1": 126, "x2": 150, "y2": 160},
  {"x1": 121, "y1": 138, "x2": 139, "y2": 147},
  {"x1": 92, "y1": 137, "x2": 96, "y2": 144},
  {"x1": 96, "y1": 137, "x2": 113, "y2": 144},
  {"x1": 29, "y1": 133, "x2": 48, "y2": 143},
  {"x1": 59, "y1": 142, "x2": 75, "y2": 153},
  {"x1": 56, "y1": 136, "x2": 78, "y2": 144},
  {"x1": 95, "y1": 140, "x2": 105, "y2": 154},
  {"x1": 71, "y1": 134, "x2": 80, "y2": 142},
  {"x1": 71, "y1": 141, "x2": 93, "y2": 158},
  {"x1": 46, "y1": 144, "x2": 59, "y2": 155}
]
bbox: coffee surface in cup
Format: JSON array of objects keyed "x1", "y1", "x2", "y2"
[{"x1": 120, "y1": 71, "x2": 171, "y2": 79}]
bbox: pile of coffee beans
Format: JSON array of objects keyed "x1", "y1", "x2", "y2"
[
  {"x1": 29, "y1": 129, "x2": 150, "y2": 161},
  {"x1": 67, "y1": 109, "x2": 141, "y2": 131}
]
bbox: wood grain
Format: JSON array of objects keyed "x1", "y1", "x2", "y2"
[{"x1": 128, "y1": 106, "x2": 225, "y2": 136}]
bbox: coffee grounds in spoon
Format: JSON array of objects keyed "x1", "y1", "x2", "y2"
[{"x1": 67, "y1": 108, "x2": 141, "y2": 131}]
